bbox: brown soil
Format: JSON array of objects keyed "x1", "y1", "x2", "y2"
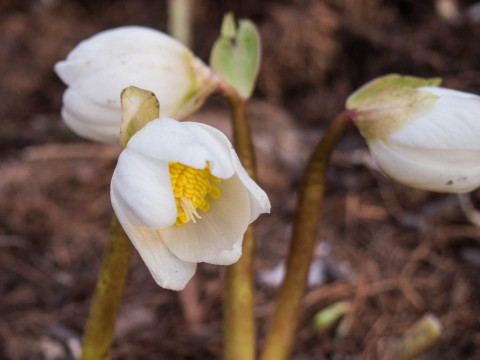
[{"x1": 1, "y1": 0, "x2": 480, "y2": 359}]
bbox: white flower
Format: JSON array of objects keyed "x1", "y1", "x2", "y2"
[
  {"x1": 55, "y1": 26, "x2": 218, "y2": 143},
  {"x1": 349, "y1": 84, "x2": 480, "y2": 193},
  {"x1": 110, "y1": 117, "x2": 270, "y2": 290}
]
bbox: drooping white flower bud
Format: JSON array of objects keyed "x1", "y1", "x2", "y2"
[
  {"x1": 347, "y1": 74, "x2": 480, "y2": 193},
  {"x1": 55, "y1": 26, "x2": 219, "y2": 143},
  {"x1": 110, "y1": 117, "x2": 270, "y2": 290}
]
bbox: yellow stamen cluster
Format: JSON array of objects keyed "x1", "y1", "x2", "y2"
[{"x1": 169, "y1": 162, "x2": 221, "y2": 226}]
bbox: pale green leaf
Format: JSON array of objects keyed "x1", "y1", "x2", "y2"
[{"x1": 210, "y1": 13, "x2": 261, "y2": 99}]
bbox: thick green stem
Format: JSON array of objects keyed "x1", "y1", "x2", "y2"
[
  {"x1": 260, "y1": 112, "x2": 352, "y2": 360},
  {"x1": 229, "y1": 95, "x2": 256, "y2": 178},
  {"x1": 81, "y1": 215, "x2": 133, "y2": 360},
  {"x1": 224, "y1": 226, "x2": 256, "y2": 360},
  {"x1": 223, "y1": 91, "x2": 256, "y2": 360}
]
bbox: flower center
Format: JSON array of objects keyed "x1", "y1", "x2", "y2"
[{"x1": 169, "y1": 162, "x2": 221, "y2": 226}]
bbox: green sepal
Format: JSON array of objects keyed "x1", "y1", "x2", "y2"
[
  {"x1": 353, "y1": 85, "x2": 439, "y2": 141},
  {"x1": 210, "y1": 13, "x2": 261, "y2": 99},
  {"x1": 120, "y1": 86, "x2": 160, "y2": 148},
  {"x1": 346, "y1": 74, "x2": 442, "y2": 109}
]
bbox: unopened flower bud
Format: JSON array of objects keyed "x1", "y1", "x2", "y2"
[
  {"x1": 348, "y1": 74, "x2": 480, "y2": 193},
  {"x1": 55, "y1": 26, "x2": 219, "y2": 143}
]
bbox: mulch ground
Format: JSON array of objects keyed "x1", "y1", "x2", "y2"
[{"x1": 1, "y1": 1, "x2": 480, "y2": 359}]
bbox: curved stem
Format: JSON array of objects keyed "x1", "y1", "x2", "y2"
[
  {"x1": 222, "y1": 88, "x2": 256, "y2": 360},
  {"x1": 260, "y1": 112, "x2": 352, "y2": 360},
  {"x1": 81, "y1": 215, "x2": 133, "y2": 360}
]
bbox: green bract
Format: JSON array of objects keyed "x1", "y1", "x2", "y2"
[
  {"x1": 352, "y1": 86, "x2": 439, "y2": 141},
  {"x1": 120, "y1": 86, "x2": 160, "y2": 148},
  {"x1": 346, "y1": 74, "x2": 442, "y2": 109},
  {"x1": 210, "y1": 13, "x2": 261, "y2": 99},
  {"x1": 347, "y1": 74, "x2": 443, "y2": 141}
]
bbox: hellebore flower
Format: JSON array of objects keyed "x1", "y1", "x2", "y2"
[
  {"x1": 110, "y1": 118, "x2": 270, "y2": 290},
  {"x1": 347, "y1": 74, "x2": 480, "y2": 193},
  {"x1": 55, "y1": 26, "x2": 218, "y2": 143}
]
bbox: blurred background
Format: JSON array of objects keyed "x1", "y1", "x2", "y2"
[{"x1": 1, "y1": 0, "x2": 480, "y2": 358}]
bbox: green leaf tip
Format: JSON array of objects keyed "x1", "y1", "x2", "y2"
[
  {"x1": 221, "y1": 12, "x2": 237, "y2": 38},
  {"x1": 346, "y1": 74, "x2": 442, "y2": 109},
  {"x1": 210, "y1": 13, "x2": 261, "y2": 99}
]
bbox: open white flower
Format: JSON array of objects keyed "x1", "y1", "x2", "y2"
[
  {"x1": 55, "y1": 26, "x2": 218, "y2": 143},
  {"x1": 110, "y1": 117, "x2": 270, "y2": 290},
  {"x1": 348, "y1": 75, "x2": 480, "y2": 193}
]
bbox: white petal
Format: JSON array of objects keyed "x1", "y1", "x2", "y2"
[
  {"x1": 62, "y1": 88, "x2": 122, "y2": 142},
  {"x1": 231, "y1": 154, "x2": 271, "y2": 222},
  {"x1": 369, "y1": 139, "x2": 480, "y2": 193},
  {"x1": 207, "y1": 239, "x2": 243, "y2": 265},
  {"x1": 111, "y1": 149, "x2": 177, "y2": 229},
  {"x1": 160, "y1": 174, "x2": 251, "y2": 263},
  {"x1": 111, "y1": 189, "x2": 196, "y2": 290},
  {"x1": 58, "y1": 58, "x2": 192, "y2": 142},
  {"x1": 64, "y1": 55, "x2": 192, "y2": 114},
  {"x1": 189, "y1": 122, "x2": 271, "y2": 222},
  {"x1": 127, "y1": 118, "x2": 236, "y2": 178},
  {"x1": 55, "y1": 26, "x2": 191, "y2": 84},
  {"x1": 390, "y1": 87, "x2": 480, "y2": 151}
]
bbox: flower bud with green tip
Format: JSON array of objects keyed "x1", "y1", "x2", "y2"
[
  {"x1": 347, "y1": 74, "x2": 480, "y2": 193},
  {"x1": 55, "y1": 26, "x2": 219, "y2": 143}
]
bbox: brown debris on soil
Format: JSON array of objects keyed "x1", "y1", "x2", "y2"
[{"x1": 1, "y1": 0, "x2": 480, "y2": 359}]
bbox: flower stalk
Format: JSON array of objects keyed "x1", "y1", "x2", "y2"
[
  {"x1": 225, "y1": 88, "x2": 256, "y2": 178},
  {"x1": 221, "y1": 85, "x2": 256, "y2": 360},
  {"x1": 81, "y1": 87, "x2": 158, "y2": 359},
  {"x1": 167, "y1": 0, "x2": 194, "y2": 47},
  {"x1": 260, "y1": 111, "x2": 352, "y2": 360},
  {"x1": 81, "y1": 215, "x2": 132, "y2": 360}
]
